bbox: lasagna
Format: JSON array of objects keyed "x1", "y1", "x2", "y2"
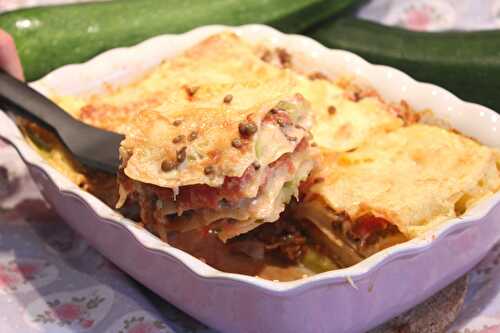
[{"x1": 20, "y1": 32, "x2": 500, "y2": 280}]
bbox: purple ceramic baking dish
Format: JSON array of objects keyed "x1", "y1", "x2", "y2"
[{"x1": 1, "y1": 25, "x2": 499, "y2": 333}]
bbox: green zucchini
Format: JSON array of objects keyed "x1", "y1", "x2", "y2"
[
  {"x1": 0, "y1": 0, "x2": 360, "y2": 82},
  {"x1": 309, "y1": 18, "x2": 500, "y2": 113}
]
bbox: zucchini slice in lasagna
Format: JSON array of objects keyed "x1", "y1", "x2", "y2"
[{"x1": 296, "y1": 124, "x2": 500, "y2": 267}]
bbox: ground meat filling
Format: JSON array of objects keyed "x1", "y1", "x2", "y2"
[
  {"x1": 134, "y1": 140, "x2": 304, "y2": 217},
  {"x1": 122, "y1": 143, "x2": 310, "y2": 263},
  {"x1": 229, "y1": 219, "x2": 307, "y2": 263},
  {"x1": 329, "y1": 210, "x2": 399, "y2": 249}
]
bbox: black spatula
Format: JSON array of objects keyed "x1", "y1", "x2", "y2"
[{"x1": 0, "y1": 70, "x2": 124, "y2": 173}]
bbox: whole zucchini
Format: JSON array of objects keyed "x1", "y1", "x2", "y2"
[
  {"x1": 309, "y1": 18, "x2": 500, "y2": 113},
  {"x1": 0, "y1": 0, "x2": 360, "y2": 81}
]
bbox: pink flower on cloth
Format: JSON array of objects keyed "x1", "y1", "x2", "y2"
[
  {"x1": 128, "y1": 321, "x2": 161, "y2": 333},
  {"x1": 384, "y1": 1, "x2": 456, "y2": 32},
  {"x1": 405, "y1": 6, "x2": 432, "y2": 30},
  {"x1": 54, "y1": 303, "x2": 83, "y2": 322},
  {"x1": 0, "y1": 259, "x2": 56, "y2": 293},
  {"x1": 31, "y1": 300, "x2": 97, "y2": 329},
  {"x1": 81, "y1": 319, "x2": 95, "y2": 328},
  {"x1": 11, "y1": 262, "x2": 41, "y2": 278},
  {"x1": 0, "y1": 270, "x2": 21, "y2": 289},
  {"x1": 25, "y1": 286, "x2": 114, "y2": 330},
  {"x1": 479, "y1": 324, "x2": 500, "y2": 333}
]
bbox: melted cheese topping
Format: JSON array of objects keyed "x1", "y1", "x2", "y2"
[
  {"x1": 307, "y1": 124, "x2": 500, "y2": 237},
  {"x1": 54, "y1": 32, "x2": 400, "y2": 155},
  {"x1": 120, "y1": 80, "x2": 309, "y2": 188},
  {"x1": 54, "y1": 33, "x2": 296, "y2": 133},
  {"x1": 295, "y1": 77, "x2": 403, "y2": 152},
  {"x1": 46, "y1": 31, "x2": 499, "y2": 246},
  {"x1": 51, "y1": 32, "x2": 312, "y2": 188}
]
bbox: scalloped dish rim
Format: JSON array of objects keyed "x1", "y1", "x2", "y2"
[{"x1": 1, "y1": 24, "x2": 499, "y2": 295}]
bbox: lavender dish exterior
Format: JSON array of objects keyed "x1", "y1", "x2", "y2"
[{"x1": 1, "y1": 25, "x2": 499, "y2": 333}]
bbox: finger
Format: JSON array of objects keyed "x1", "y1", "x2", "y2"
[{"x1": 0, "y1": 30, "x2": 25, "y2": 81}]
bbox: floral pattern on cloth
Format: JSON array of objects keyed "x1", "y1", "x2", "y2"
[
  {"x1": 359, "y1": 0, "x2": 500, "y2": 31},
  {"x1": 0, "y1": 141, "x2": 211, "y2": 333},
  {"x1": 106, "y1": 311, "x2": 174, "y2": 333},
  {"x1": 384, "y1": 0, "x2": 456, "y2": 31},
  {"x1": 24, "y1": 286, "x2": 114, "y2": 332},
  {"x1": 0, "y1": 257, "x2": 58, "y2": 294}
]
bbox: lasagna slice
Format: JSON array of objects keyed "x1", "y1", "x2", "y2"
[
  {"x1": 296, "y1": 124, "x2": 500, "y2": 266},
  {"x1": 118, "y1": 73, "x2": 314, "y2": 247}
]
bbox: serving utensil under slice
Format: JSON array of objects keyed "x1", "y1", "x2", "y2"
[{"x1": 0, "y1": 70, "x2": 123, "y2": 173}]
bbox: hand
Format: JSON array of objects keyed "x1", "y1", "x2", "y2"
[{"x1": 0, "y1": 29, "x2": 24, "y2": 81}]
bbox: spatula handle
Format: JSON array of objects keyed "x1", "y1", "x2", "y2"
[{"x1": 0, "y1": 70, "x2": 74, "y2": 132}]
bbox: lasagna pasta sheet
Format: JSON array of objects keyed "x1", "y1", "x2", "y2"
[
  {"x1": 295, "y1": 77, "x2": 404, "y2": 151},
  {"x1": 55, "y1": 33, "x2": 295, "y2": 134},
  {"x1": 304, "y1": 124, "x2": 500, "y2": 238},
  {"x1": 120, "y1": 77, "x2": 305, "y2": 188}
]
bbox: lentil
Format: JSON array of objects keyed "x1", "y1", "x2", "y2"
[
  {"x1": 172, "y1": 135, "x2": 185, "y2": 144},
  {"x1": 231, "y1": 138, "x2": 243, "y2": 149},
  {"x1": 308, "y1": 71, "x2": 329, "y2": 80},
  {"x1": 239, "y1": 121, "x2": 257, "y2": 137},
  {"x1": 185, "y1": 85, "x2": 199, "y2": 97},
  {"x1": 176, "y1": 147, "x2": 187, "y2": 163},
  {"x1": 276, "y1": 48, "x2": 291, "y2": 67},
  {"x1": 260, "y1": 50, "x2": 272, "y2": 62},
  {"x1": 204, "y1": 165, "x2": 215, "y2": 175},
  {"x1": 161, "y1": 160, "x2": 177, "y2": 172}
]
